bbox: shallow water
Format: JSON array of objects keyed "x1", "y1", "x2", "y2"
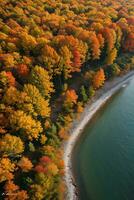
[{"x1": 73, "y1": 78, "x2": 134, "y2": 200}]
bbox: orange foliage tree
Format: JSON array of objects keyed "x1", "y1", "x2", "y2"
[
  {"x1": 18, "y1": 157, "x2": 33, "y2": 172},
  {"x1": 65, "y1": 89, "x2": 78, "y2": 104},
  {"x1": 93, "y1": 69, "x2": 105, "y2": 89},
  {"x1": 5, "y1": 72, "x2": 15, "y2": 86},
  {"x1": 0, "y1": 134, "x2": 24, "y2": 156},
  {"x1": 4, "y1": 181, "x2": 28, "y2": 200}
]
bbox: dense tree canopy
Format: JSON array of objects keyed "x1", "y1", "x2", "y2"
[{"x1": 0, "y1": 0, "x2": 133, "y2": 199}]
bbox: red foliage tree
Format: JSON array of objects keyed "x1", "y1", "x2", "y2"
[{"x1": 17, "y1": 64, "x2": 29, "y2": 76}]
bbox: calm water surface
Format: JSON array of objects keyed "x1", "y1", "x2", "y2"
[{"x1": 73, "y1": 78, "x2": 134, "y2": 200}]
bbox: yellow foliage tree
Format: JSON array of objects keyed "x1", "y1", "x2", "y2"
[
  {"x1": 77, "y1": 102, "x2": 84, "y2": 113},
  {"x1": 3, "y1": 86, "x2": 36, "y2": 116},
  {"x1": 4, "y1": 87, "x2": 29, "y2": 105},
  {"x1": 38, "y1": 45, "x2": 60, "y2": 75},
  {"x1": 0, "y1": 134, "x2": 24, "y2": 156},
  {"x1": 40, "y1": 134, "x2": 47, "y2": 145},
  {"x1": 59, "y1": 45, "x2": 72, "y2": 79},
  {"x1": 30, "y1": 183, "x2": 50, "y2": 200},
  {"x1": 9, "y1": 110, "x2": 43, "y2": 141},
  {"x1": 106, "y1": 48, "x2": 117, "y2": 65},
  {"x1": 30, "y1": 65, "x2": 54, "y2": 99},
  {"x1": 24, "y1": 84, "x2": 51, "y2": 117},
  {"x1": 1, "y1": 54, "x2": 15, "y2": 68},
  {"x1": 18, "y1": 31, "x2": 37, "y2": 52}
]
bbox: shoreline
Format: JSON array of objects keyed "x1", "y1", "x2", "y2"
[{"x1": 63, "y1": 70, "x2": 134, "y2": 200}]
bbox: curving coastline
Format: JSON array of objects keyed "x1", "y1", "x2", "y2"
[{"x1": 63, "y1": 71, "x2": 134, "y2": 200}]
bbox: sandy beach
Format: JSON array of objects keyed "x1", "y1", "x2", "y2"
[{"x1": 63, "y1": 71, "x2": 134, "y2": 200}]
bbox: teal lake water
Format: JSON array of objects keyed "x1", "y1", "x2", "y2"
[{"x1": 73, "y1": 78, "x2": 134, "y2": 200}]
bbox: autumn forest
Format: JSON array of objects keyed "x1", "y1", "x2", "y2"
[{"x1": 0, "y1": 0, "x2": 134, "y2": 199}]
